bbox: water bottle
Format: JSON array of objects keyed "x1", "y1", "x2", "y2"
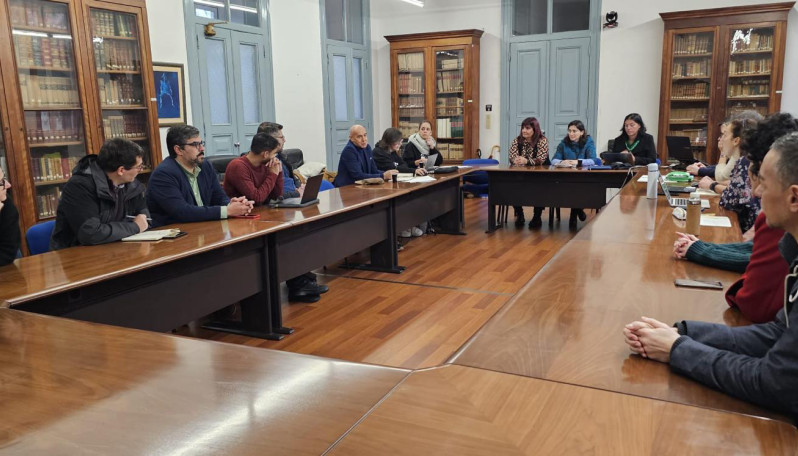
[
  {"x1": 686, "y1": 193, "x2": 701, "y2": 235},
  {"x1": 646, "y1": 163, "x2": 659, "y2": 199}
]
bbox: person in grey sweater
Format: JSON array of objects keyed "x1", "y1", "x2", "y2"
[{"x1": 623, "y1": 131, "x2": 798, "y2": 420}]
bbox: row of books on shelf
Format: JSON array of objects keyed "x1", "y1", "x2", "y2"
[
  {"x1": 91, "y1": 10, "x2": 137, "y2": 38},
  {"x1": 25, "y1": 111, "x2": 82, "y2": 143},
  {"x1": 437, "y1": 142, "x2": 464, "y2": 160},
  {"x1": 98, "y1": 77, "x2": 143, "y2": 106},
  {"x1": 103, "y1": 115, "x2": 147, "y2": 139},
  {"x1": 37, "y1": 187, "x2": 62, "y2": 218},
  {"x1": 9, "y1": 1, "x2": 69, "y2": 32},
  {"x1": 437, "y1": 71, "x2": 463, "y2": 93},
  {"x1": 398, "y1": 96, "x2": 424, "y2": 109},
  {"x1": 727, "y1": 103, "x2": 768, "y2": 117},
  {"x1": 398, "y1": 121, "x2": 418, "y2": 138},
  {"x1": 438, "y1": 58, "x2": 462, "y2": 70},
  {"x1": 436, "y1": 97, "x2": 463, "y2": 108},
  {"x1": 19, "y1": 74, "x2": 79, "y2": 107},
  {"x1": 669, "y1": 128, "x2": 707, "y2": 145},
  {"x1": 14, "y1": 35, "x2": 73, "y2": 70},
  {"x1": 399, "y1": 108, "x2": 424, "y2": 117},
  {"x1": 729, "y1": 57, "x2": 772, "y2": 75},
  {"x1": 32, "y1": 153, "x2": 80, "y2": 182},
  {"x1": 436, "y1": 118, "x2": 463, "y2": 139},
  {"x1": 674, "y1": 34, "x2": 712, "y2": 55},
  {"x1": 671, "y1": 81, "x2": 710, "y2": 99},
  {"x1": 672, "y1": 60, "x2": 710, "y2": 78},
  {"x1": 398, "y1": 73, "x2": 423, "y2": 94},
  {"x1": 728, "y1": 80, "x2": 770, "y2": 98},
  {"x1": 670, "y1": 107, "x2": 708, "y2": 122},
  {"x1": 94, "y1": 40, "x2": 141, "y2": 72},
  {"x1": 397, "y1": 53, "x2": 424, "y2": 72},
  {"x1": 731, "y1": 31, "x2": 773, "y2": 53},
  {"x1": 437, "y1": 107, "x2": 463, "y2": 116}
]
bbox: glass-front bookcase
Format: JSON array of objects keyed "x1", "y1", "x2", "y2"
[
  {"x1": 658, "y1": 3, "x2": 790, "y2": 165},
  {"x1": 396, "y1": 50, "x2": 425, "y2": 139}
]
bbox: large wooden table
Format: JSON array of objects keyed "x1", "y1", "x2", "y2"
[
  {"x1": 453, "y1": 176, "x2": 793, "y2": 422},
  {"x1": 485, "y1": 165, "x2": 632, "y2": 232},
  {"x1": 0, "y1": 309, "x2": 408, "y2": 454}
]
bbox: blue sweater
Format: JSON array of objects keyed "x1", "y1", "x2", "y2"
[
  {"x1": 551, "y1": 136, "x2": 597, "y2": 166},
  {"x1": 147, "y1": 157, "x2": 230, "y2": 227},
  {"x1": 333, "y1": 141, "x2": 382, "y2": 187}
]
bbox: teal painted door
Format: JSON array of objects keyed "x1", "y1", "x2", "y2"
[
  {"x1": 325, "y1": 45, "x2": 371, "y2": 171},
  {"x1": 508, "y1": 41, "x2": 547, "y2": 163}
]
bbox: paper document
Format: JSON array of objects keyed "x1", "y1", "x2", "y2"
[
  {"x1": 694, "y1": 188, "x2": 718, "y2": 197},
  {"x1": 637, "y1": 175, "x2": 648, "y2": 183},
  {"x1": 407, "y1": 176, "x2": 436, "y2": 183},
  {"x1": 700, "y1": 215, "x2": 732, "y2": 228},
  {"x1": 122, "y1": 229, "x2": 182, "y2": 242},
  {"x1": 396, "y1": 173, "x2": 415, "y2": 182}
]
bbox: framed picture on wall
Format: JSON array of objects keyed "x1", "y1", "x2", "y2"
[{"x1": 153, "y1": 63, "x2": 186, "y2": 126}]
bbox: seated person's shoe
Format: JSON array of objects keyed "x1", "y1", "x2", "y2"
[
  {"x1": 411, "y1": 226, "x2": 424, "y2": 237},
  {"x1": 399, "y1": 229, "x2": 412, "y2": 238},
  {"x1": 311, "y1": 282, "x2": 330, "y2": 294},
  {"x1": 576, "y1": 209, "x2": 587, "y2": 221},
  {"x1": 514, "y1": 216, "x2": 525, "y2": 227},
  {"x1": 569, "y1": 213, "x2": 579, "y2": 230},
  {"x1": 528, "y1": 216, "x2": 542, "y2": 229},
  {"x1": 288, "y1": 282, "x2": 321, "y2": 303}
]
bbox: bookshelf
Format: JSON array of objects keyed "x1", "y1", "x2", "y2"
[
  {"x1": 0, "y1": 0, "x2": 159, "y2": 245},
  {"x1": 658, "y1": 3, "x2": 791, "y2": 165},
  {"x1": 386, "y1": 30, "x2": 482, "y2": 163}
]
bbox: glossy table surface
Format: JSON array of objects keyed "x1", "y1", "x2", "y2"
[
  {"x1": 484, "y1": 164, "x2": 634, "y2": 175},
  {"x1": 0, "y1": 219, "x2": 288, "y2": 307},
  {"x1": 0, "y1": 309, "x2": 408, "y2": 454},
  {"x1": 330, "y1": 365, "x2": 798, "y2": 455},
  {"x1": 453, "y1": 175, "x2": 791, "y2": 421}
]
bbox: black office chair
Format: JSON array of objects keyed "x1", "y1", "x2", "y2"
[{"x1": 206, "y1": 154, "x2": 239, "y2": 183}]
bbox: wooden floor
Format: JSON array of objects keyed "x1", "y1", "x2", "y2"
[{"x1": 181, "y1": 199, "x2": 591, "y2": 369}]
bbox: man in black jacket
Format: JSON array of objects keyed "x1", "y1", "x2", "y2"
[
  {"x1": 623, "y1": 131, "x2": 798, "y2": 420},
  {"x1": 50, "y1": 138, "x2": 150, "y2": 250}
]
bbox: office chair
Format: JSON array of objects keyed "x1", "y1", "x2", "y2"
[
  {"x1": 26, "y1": 220, "x2": 56, "y2": 255},
  {"x1": 461, "y1": 158, "x2": 497, "y2": 197},
  {"x1": 319, "y1": 179, "x2": 334, "y2": 192}
]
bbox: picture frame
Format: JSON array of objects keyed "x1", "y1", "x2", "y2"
[{"x1": 152, "y1": 63, "x2": 186, "y2": 126}]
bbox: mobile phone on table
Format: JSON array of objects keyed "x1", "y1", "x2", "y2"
[
  {"x1": 230, "y1": 214, "x2": 261, "y2": 219},
  {"x1": 674, "y1": 278, "x2": 723, "y2": 290}
]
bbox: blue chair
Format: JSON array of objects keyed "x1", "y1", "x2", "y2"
[
  {"x1": 461, "y1": 158, "x2": 498, "y2": 198},
  {"x1": 26, "y1": 220, "x2": 55, "y2": 255},
  {"x1": 319, "y1": 179, "x2": 334, "y2": 192}
]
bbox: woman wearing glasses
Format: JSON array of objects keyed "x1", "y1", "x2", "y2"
[{"x1": 0, "y1": 165, "x2": 20, "y2": 265}]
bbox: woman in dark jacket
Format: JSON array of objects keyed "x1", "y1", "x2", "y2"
[
  {"x1": 403, "y1": 120, "x2": 443, "y2": 170},
  {"x1": 611, "y1": 113, "x2": 657, "y2": 165},
  {"x1": 0, "y1": 166, "x2": 20, "y2": 266},
  {"x1": 373, "y1": 128, "x2": 426, "y2": 176}
]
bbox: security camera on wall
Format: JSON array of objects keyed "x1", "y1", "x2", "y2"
[{"x1": 603, "y1": 11, "x2": 618, "y2": 28}]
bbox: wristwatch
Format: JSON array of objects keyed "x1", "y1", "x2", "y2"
[{"x1": 710, "y1": 181, "x2": 719, "y2": 192}]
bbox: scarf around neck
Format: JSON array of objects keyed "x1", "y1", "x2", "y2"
[{"x1": 408, "y1": 132, "x2": 435, "y2": 155}]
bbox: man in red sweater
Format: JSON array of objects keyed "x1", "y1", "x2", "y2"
[{"x1": 224, "y1": 133, "x2": 284, "y2": 204}]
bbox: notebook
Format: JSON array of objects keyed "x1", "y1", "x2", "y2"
[{"x1": 122, "y1": 228, "x2": 184, "y2": 242}]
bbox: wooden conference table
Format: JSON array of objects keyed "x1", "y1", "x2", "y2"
[
  {"x1": 0, "y1": 171, "x2": 471, "y2": 340},
  {"x1": 453, "y1": 175, "x2": 792, "y2": 422},
  {"x1": 485, "y1": 165, "x2": 632, "y2": 232}
]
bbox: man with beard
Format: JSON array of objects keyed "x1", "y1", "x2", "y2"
[{"x1": 147, "y1": 124, "x2": 252, "y2": 227}]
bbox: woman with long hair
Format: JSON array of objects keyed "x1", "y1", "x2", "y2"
[
  {"x1": 610, "y1": 113, "x2": 657, "y2": 165},
  {"x1": 508, "y1": 117, "x2": 549, "y2": 228},
  {"x1": 552, "y1": 119, "x2": 596, "y2": 228}
]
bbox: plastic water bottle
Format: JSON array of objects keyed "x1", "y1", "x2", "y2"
[
  {"x1": 686, "y1": 192, "x2": 701, "y2": 235},
  {"x1": 646, "y1": 163, "x2": 659, "y2": 199}
]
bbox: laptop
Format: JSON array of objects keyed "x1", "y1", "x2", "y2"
[
  {"x1": 658, "y1": 175, "x2": 709, "y2": 209},
  {"x1": 423, "y1": 153, "x2": 439, "y2": 171},
  {"x1": 600, "y1": 152, "x2": 632, "y2": 165},
  {"x1": 271, "y1": 173, "x2": 323, "y2": 208},
  {"x1": 665, "y1": 136, "x2": 695, "y2": 169}
]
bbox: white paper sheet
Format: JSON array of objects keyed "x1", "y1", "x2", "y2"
[{"x1": 700, "y1": 215, "x2": 732, "y2": 227}]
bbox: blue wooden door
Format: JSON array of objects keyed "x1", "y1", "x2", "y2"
[
  {"x1": 548, "y1": 37, "x2": 591, "y2": 154},
  {"x1": 325, "y1": 45, "x2": 371, "y2": 171},
  {"x1": 508, "y1": 41, "x2": 548, "y2": 163}
]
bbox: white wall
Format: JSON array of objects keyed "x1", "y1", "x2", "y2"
[
  {"x1": 370, "y1": 0, "x2": 502, "y2": 158},
  {"x1": 145, "y1": 0, "x2": 191, "y2": 158},
  {"x1": 596, "y1": 0, "x2": 798, "y2": 149},
  {"x1": 269, "y1": 0, "x2": 328, "y2": 163}
]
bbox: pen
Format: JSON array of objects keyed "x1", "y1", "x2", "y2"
[{"x1": 126, "y1": 215, "x2": 153, "y2": 221}]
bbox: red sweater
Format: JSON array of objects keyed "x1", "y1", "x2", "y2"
[
  {"x1": 725, "y1": 212, "x2": 788, "y2": 323},
  {"x1": 223, "y1": 156, "x2": 283, "y2": 204}
]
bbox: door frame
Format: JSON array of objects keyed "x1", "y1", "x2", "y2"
[{"x1": 500, "y1": 0, "x2": 602, "y2": 158}]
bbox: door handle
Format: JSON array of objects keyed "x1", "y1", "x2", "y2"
[{"x1": 234, "y1": 142, "x2": 240, "y2": 147}]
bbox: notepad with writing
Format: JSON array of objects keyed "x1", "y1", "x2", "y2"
[{"x1": 122, "y1": 229, "x2": 183, "y2": 242}]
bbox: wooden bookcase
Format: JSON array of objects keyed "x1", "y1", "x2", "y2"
[
  {"x1": 658, "y1": 2, "x2": 792, "y2": 165},
  {"x1": 386, "y1": 29, "x2": 482, "y2": 163},
  {"x1": 0, "y1": 0, "x2": 159, "y2": 250}
]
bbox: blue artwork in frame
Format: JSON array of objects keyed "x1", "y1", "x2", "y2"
[{"x1": 153, "y1": 63, "x2": 186, "y2": 125}]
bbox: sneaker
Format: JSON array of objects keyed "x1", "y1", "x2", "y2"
[
  {"x1": 411, "y1": 226, "x2": 424, "y2": 237},
  {"x1": 400, "y1": 229, "x2": 412, "y2": 238}
]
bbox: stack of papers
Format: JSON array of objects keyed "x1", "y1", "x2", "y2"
[
  {"x1": 122, "y1": 229, "x2": 182, "y2": 242},
  {"x1": 407, "y1": 176, "x2": 436, "y2": 183},
  {"x1": 700, "y1": 215, "x2": 732, "y2": 228}
]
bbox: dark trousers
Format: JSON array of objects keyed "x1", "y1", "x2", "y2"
[{"x1": 513, "y1": 206, "x2": 544, "y2": 218}]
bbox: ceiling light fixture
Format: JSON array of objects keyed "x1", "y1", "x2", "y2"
[{"x1": 400, "y1": 0, "x2": 424, "y2": 7}]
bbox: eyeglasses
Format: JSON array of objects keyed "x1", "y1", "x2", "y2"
[
  {"x1": 126, "y1": 163, "x2": 145, "y2": 171},
  {"x1": 181, "y1": 140, "x2": 206, "y2": 148}
]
